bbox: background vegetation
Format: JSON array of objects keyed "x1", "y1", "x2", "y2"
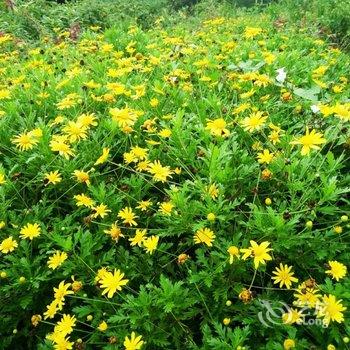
[{"x1": 1, "y1": 0, "x2": 350, "y2": 47}]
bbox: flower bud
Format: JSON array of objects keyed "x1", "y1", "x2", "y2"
[{"x1": 265, "y1": 197, "x2": 272, "y2": 205}]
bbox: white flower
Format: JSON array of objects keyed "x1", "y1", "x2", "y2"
[
  {"x1": 276, "y1": 68, "x2": 287, "y2": 83},
  {"x1": 311, "y1": 105, "x2": 320, "y2": 113}
]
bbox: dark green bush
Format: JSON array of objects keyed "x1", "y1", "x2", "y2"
[
  {"x1": 314, "y1": 0, "x2": 350, "y2": 47},
  {"x1": 169, "y1": 0, "x2": 200, "y2": 10}
]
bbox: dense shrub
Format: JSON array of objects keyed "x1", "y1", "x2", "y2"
[
  {"x1": 314, "y1": 0, "x2": 350, "y2": 48},
  {"x1": 268, "y1": 0, "x2": 350, "y2": 49},
  {"x1": 0, "y1": 0, "x2": 171, "y2": 40}
]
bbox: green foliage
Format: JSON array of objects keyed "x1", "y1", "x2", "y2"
[
  {"x1": 0, "y1": 1, "x2": 350, "y2": 350},
  {"x1": 0, "y1": 0, "x2": 170, "y2": 40},
  {"x1": 268, "y1": 0, "x2": 350, "y2": 49}
]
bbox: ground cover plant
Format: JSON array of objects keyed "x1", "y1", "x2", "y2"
[{"x1": 0, "y1": 2, "x2": 350, "y2": 349}]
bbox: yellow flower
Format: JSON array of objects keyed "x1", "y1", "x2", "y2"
[
  {"x1": 325, "y1": 261, "x2": 347, "y2": 281},
  {"x1": 158, "y1": 128, "x2": 172, "y2": 138},
  {"x1": 257, "y1": 149, "x2": 275, "y2": 164},
  {"x1": 318, "y1": 104, "x2": 334, "y2": 117},
  {"x1": 205, "y1": 118, "x2": 230, "y2": 137},
  {"x1": 293, "y1": 282, "x2": 321, "y2": 308},
  {"x1": 50, "y1": 115, "x2": 65, "y2": 127},
  {"x1": 333, "y1": 226, "x2": 342, "y2": 234},
  {"x1": 20, "y1": 223, "x2": 41, "y2": 240},
  {"x1": 233, "y1": 103, "x2": 250, "y2": 115},
  {"x1": 240, "y1": 240, "x2": 273, "y2": 269},
  {"x1": 150, "y1": 98, "x2": 159, "y2": 107},
  {"x1": 129, "y1": 229, "x2": 147, "y2": 247},
  {"x1": 194, "y1": 228, "x2": 216, "y2": 247},
  {"x1": 143, "y1": 235, "x2": 159, "y2": 254},
  {"x1": 241, "y1": 112, "x2": 267, "y2": 132},
  {"x1": 207, "y1": 183, "x2": 219, "y2": 199},
  {"x1": 158, "y1": 201, "x2": 174, "y2": 215},
  {"x1": 147, "y1": 161, "x2": 172, "y2": 183},
  {"x1": 73, "y1": 170, "x2": 90, "y2": 185},
  {"x1": 136, "y1": 160, "x2": 151, "y2": 172},
  {"x1": 50, "y1": 137, "x2": 74, "y2": 159},
  {"x1": 312, "y1": 65, "x2": 328, "y2": 77},
  {"x1": 71, "y1": 276, "x2": 83, "y2": 292},
  {"x1": 28, "y1": 128, "x2": 43, "y2": 138},
  {"x1": 104, "y1": 223, "x2": 124, "y2": 242},
  {"x1": 118, "y1": 207, "x2": 138, "y2": 226},
  {"x1": 283, "y1": 339, "x2": 296, "y2": 350},
  {"x1": 317, "y1": 294, "x2": 346, "y2": 326},
  {"x1": 55, "y1": 314, "x2": 76, "y2": 336},
  {"x1": 130, "y1": 146, "x2": 148, "y2": 161},
  {"x1": 290, "y1": 127, "x2": 326, "y2": 155},
  {"x1": 62, "y1": 121, "x2": 88, "y2": 143},
  {"x1": 0, "y1": 89, "x2": 11, "y2": 100},
  {"x1": 333, "y1": 103, "x2": 350, "y2": 121},
  {"x1": 56, "y1": 93, "x2": 81, "y2": 110},
  {"x1": 96, "y1": 267, "x2": 109, "y2": 283},
  {"x1": 244, "y1": 26, "x2": 262, "y2": 39},
  {"x1": 271, "y1": 263, "x2": 298, "y2": 289},
  {"x1": 84, "y1": 80, "x2": 101, "y2": 89},
  {"x1": 77, "y1": 113, "x2": 98, "y2": 127},
  {"x1": 92, "y1": 203, "x2": 111, "y2": 218},
  {"x1": 313, "y1": 79, "x2": 327, "y2": 89},
  {"x1": 0, "y1": 236, "x2": 18, "y2": 254},
  {"x1": 223, "y1": 317, "x2": 231, "y2": 326},
  {"x1": 44, "y1": 171, "x2": 62, "y2": 185},
  {"x1": 110, "y1": 107, "x2": 138, "y2": 128},
  {"x1": 12, "y1": 132, "x2": 38, "y2": 151},
  {"x1": 74, "y1": 193, "x2": 95, "y2": 208},
  {"x1": 263, "y1": 51, "x2": 276, "y2": 64},
  {"x1": 268, "y1": 130, "x2": 282, "y2": 144},
  {"x1": 124, "y1": 332, "x2": 144, "y2": 350},
  {"x1": 240, "y1": 89, "x2": 256, "y2": 100},
  {"x1": 207, "y1": 212, "x2": 216, "y2": 221},
  {"x1": 174, "y1": 167, "x2": 181, "y2": 175},
  {"x1": 98, "y1": 321, "x2": 108, "y2": 332},
  {"x1": 132, "y1": 84, "x2": 146, "y2": 99},
  {"x1": 53, "y1": 281, "x2": 74, "y2": 308},
  {"x1": 107, "y1": 82, "x2": 129, "y2": 95},
  {"x1": 0, "y1": 173, "x2": 6, "y2": 185},
  {"x1": 124, "y1": 151, "x2": 138, "y2": 164},
  {"x1": 44, "y1": 300, "x2": 59, "y2": 320},
  {"x1": 94, "y1": 147, "x2": 110, "y2": 165},
  {"x1": 265, "y1": 197, "x2": 272, "y2": 205},
  {"x1": 282, "y1": 308, "x2": 304, "y2": 324},
  {"x1": 252, "y1": 141, "x2": 262, "y2": 151},
  {"x1": 136, "y1": 200, "x2": 152, "y2": 211},
  {"x1": 47, "y1": 251, "x2": 68, "y2": 270},
  {"x1": 227, "y1": 246, "x2": 240, "y2": 264},
  {"x1": 98, "y1": 269, "x2": 129, "y2": 298},
  {"x1": 47, "y1": 333, "x2": 73, "y2": 349}
]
